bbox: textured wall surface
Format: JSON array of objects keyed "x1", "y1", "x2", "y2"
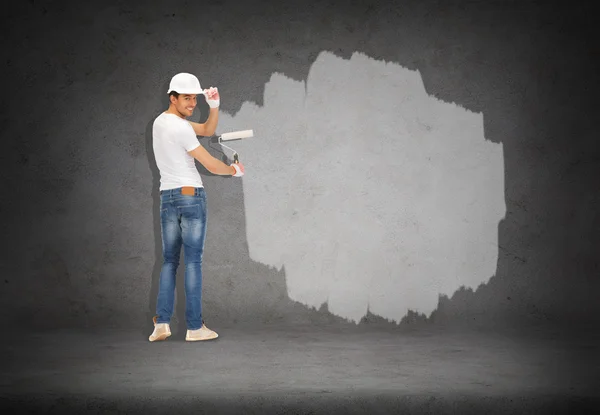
[{"x1": 1, "y1": 0, "x2": 598, "y2": 331}]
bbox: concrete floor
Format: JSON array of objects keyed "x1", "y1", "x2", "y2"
[{"x1": 1, "y1": 323, "x2": 598, "y2": 414}]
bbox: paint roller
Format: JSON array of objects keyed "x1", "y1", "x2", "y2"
[{"x1": 214, "y1": 129, "x2": 253, "y2": 164}]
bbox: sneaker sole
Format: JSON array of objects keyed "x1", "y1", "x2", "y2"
[
  {"x1": 185, "y1": 333, "x2": 219, "y2": 342},
  {"x1": 149, "y1": 333, "x2": 171, "y2": 342}
]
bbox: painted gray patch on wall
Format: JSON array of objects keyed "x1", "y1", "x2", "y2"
[{"x1": 218, "y1": 51, "x2": 506, "y2": 323}]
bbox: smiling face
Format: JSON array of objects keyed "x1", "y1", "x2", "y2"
[{"x1": 169, "y1": 93, "x2": 197, "y2": 118}]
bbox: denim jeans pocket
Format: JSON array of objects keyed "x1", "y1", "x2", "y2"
[{"x1": 177, "y1": 204, "x2": 201, "y2": 220}]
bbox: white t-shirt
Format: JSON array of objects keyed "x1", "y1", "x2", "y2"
[{"x1": 152, "y1": 112, "x2": 204, "y2": 191}]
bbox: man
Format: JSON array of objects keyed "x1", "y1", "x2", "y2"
[{"x1": 149, "y1": 72, "x2": 245, "y2": 342}]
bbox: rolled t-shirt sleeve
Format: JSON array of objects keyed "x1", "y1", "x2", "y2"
[{"x1": 178, "y1": 123, "x2": 201, "y2": 152}]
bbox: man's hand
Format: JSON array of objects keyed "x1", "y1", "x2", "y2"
[
  {"x1": 204, "y1": 87, "x2": 220, "y2": 108},
  {"x1": 231, "y1": 162, "x2": 245, "y2": 177}
]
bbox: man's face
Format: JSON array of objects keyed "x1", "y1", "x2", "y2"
[{"x1": 171, "y1": 94, "x2": 197, "y2": 118}]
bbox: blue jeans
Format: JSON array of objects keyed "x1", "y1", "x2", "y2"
[{"x1": 155, "y1": 187, "x2": 208, "y2": 330}]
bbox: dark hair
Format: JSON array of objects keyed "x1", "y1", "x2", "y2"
[{"x1": 169, "y1": 91, "x2": 180, "y2": 99}]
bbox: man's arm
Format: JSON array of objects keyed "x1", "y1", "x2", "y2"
[
  {"x1": 186, "y1": 87, "x2": 238, "y2": 176},
  {"x1": 188, "y1": 107, "x2": 219, "y2": 137},
  {"x1": 188, "y1": 143, "x2": 236, "y2": 176}
]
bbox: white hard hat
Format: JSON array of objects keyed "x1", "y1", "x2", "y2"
[{"x1": 167, "y1": 72, "x2": 203, "y2": 94}]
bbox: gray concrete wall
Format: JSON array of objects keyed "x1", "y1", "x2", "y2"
[{"x1": 2, "y1": 0, "x2": 598, "y2": 331}]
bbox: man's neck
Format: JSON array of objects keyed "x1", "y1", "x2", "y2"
[{"x1": 165, "y1": 106, "x2": 185, "y2": 119}]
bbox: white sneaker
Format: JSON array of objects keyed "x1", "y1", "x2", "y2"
[
  {"x1": 186, "y1": 324, "x2": 218, "y2": 341},
  {"x1": 149, "y1": 316, "x2": 171, "y2": 342}
]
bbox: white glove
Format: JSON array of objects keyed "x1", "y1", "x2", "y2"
[
  {"x1": 232, "y1": 162, "x2": 245, "y2": 177},
  {"x1": 204, "y1": 87, "x2": 220, "y2": 108}
]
